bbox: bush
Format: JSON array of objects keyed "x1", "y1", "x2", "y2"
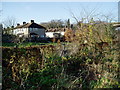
[{"x1": 2, "y1": 34, "x2": 18, "y2": 43}]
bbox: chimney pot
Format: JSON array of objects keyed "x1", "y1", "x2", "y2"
[
  {"x1": 31, "y1": 20, "x2": 34, "y2": 23},
  {"x1": 23, "y1": 22, "x2": 26, "y2": 24},
  {"x1": 11, "y1": 26, "x2": 14, "y2": 28},
  {"x1": 17, "y1": 23, "x2": 20, "y2": 26}
]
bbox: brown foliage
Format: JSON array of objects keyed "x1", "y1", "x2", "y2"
[{"x1": 64, "y1": 29, "x2": 75, "y2": 42}]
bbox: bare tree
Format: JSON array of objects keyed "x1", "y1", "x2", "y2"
[
  {"x1": 41, "y1": 19, "x2": 66, "y2": 29},
  {"x1": 67, "y1": 6, "x2": 117, "y2": 46},
  {"x1": 2, "y1": 16, "x2": 16, "y2": 28},
  {"x1": 2, "y1": 17, "x2": 17, "y2": 34}
]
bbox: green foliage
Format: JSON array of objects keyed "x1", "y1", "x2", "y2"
[
  {"x1": 24, "y1": 65, "x2": 61, "y2": 89},
  {"x1": 2, "y1": 43, "x2": 17, "y2": 47},
  {"x1": 2, "y1": 42, "x2": 57, "y2": 47}
]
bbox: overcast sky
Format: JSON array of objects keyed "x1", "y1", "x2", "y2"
[{"x1": 1, "y1": 2, "x2": 118, "y2": 25}]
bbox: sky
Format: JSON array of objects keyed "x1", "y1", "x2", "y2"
[{"x1": 1, "y1": 2, "x2": 118, "y2": 25}]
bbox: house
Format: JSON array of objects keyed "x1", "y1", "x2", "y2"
[
  {"x1": 113, "y1": 23, "x2": 120, "y2": 41},
  {"x1": 12, "y1": 20, "x2": 46, "y2": 39},
  {"x1": 45, "y1": 28, "x2": 67, "y2": 42},
  {"x1": 113, "y1": 23, "x2": 120, "y2": 30},
  {"x1": 45, "y1": 28, "x2": 66, "y2": 38}
]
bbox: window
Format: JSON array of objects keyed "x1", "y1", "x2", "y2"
[
  {"x1": 41, "y1": 35, "x2": 44, "y2": 38},
  {"x1": 35, "y1": 28, "x2": 38, "y2": 31},
  {"x1": 31, "y1": 28, "x2": 33, "y2": 31}
]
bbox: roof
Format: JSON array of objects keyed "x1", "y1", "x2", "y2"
[
  {"x1": 113, "y1": 24, "x2": 120, "y2": 27},
  {"x1": 14, "y1": 22, "x2": 46, "y2": 29},
  {"x1": 46, "y1": 28, "x2": 66, "y2": 32}
]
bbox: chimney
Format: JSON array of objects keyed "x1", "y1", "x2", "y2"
[
  {"x1": 17, "y1": 23, "x2": 20, "y2": 26},
  {"x1": 31, "y1": 20, "x2": 34, "y2": 23},
  {"x1": 11, "y1": 26, "x2": 14, "y2": 28},
  {"x1": 23, "y1": 22, "x2": 26, "y2": 24},
  {"x1": 7, "y1": 27, "x2": 9, "y2": 29},
  {"x1": 71, "y1": 24, "x2": 73, "y2": 29}
]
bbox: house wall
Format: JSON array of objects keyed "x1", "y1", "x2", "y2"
[
  {"x1": 12, "y1": 28, "x2": 45, "y2": 38},
  {"x1": 56, "y1": 31, "x2": 65, "y2": 36},
  {"x1": 9, "y1": 30, "x2": 14, "y2": 35},
  {"x1": 29, "y1": 28, "x2": 45, "y2": 38},
  {"x1": 46, "y1": 32, "x2": 54, "y2": 38},
  {"x1": 46, "y1": 31, "x2": 65, "y2": 38},
  {"x1": 13, "y1": 28, "x2": 29, "y2": 37},
  {"x1": 115, "y1": 27, "x2": 120, "y2": 30}
]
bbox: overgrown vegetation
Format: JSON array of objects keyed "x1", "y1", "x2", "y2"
[
  {"x1": 2, "y1": 15, "x2": 120, "y2": 89},
  {"x1": 2, "y1": 40, "x2": 120, "y2": 89}
]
